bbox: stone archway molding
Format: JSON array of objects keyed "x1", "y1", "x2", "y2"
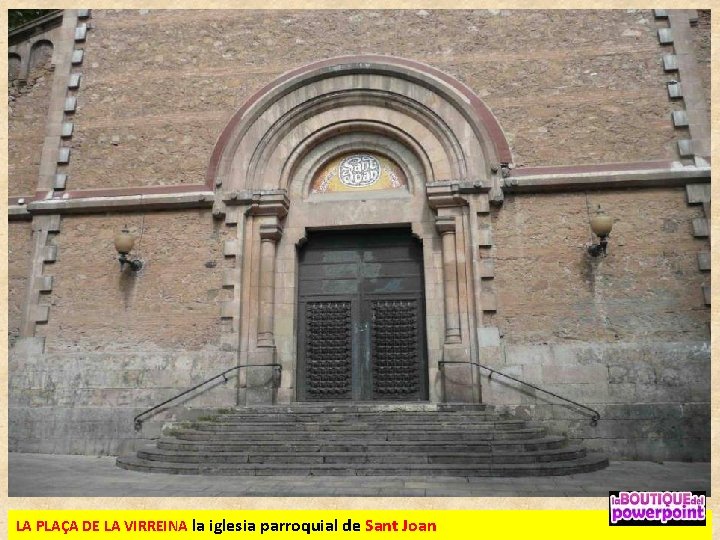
[
  {"x1": 211, "y1": 55, "x2": 511, "y2": 405},
  {"x1": 207, "y1": 55, "x2": 512, "y2": 199}
]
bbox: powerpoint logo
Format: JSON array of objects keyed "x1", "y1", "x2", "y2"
[{"x1": 609, "y1": 491, "x2": 706, "y2": 526}]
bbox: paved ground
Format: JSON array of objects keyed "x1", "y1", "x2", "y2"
[{"x1": 8, "y1": 453, "x2": 710, "y2": 497}]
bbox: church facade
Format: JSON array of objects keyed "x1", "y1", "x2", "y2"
[{"x1": 8, "y1": 9, "x2": 711, "y2": 461}]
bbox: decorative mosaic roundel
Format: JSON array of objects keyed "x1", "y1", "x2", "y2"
[
  {"x1": 339, "y1": 154, "x2": 381, "y2": 187},
  {"x1": 310, "y1": 152, "x2": 408, "y2": 194}
]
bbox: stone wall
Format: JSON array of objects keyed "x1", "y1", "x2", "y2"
[
  {"x1": 482, "y1": 342, "x2": 710, "y2": 461},
  {"x1": 492, "y1": 188, "x2": 709, "y2": 343},
  {"x1": 7, "y1": 9, "x2": 709, "y2": 460},
  {"x1": 692, "y1": 9, "x2": 710, "y2": 112},
  {"x1": 8, "y1": 51, "x2": 54, "y2": 196},
  {"x1": 63, "y1": 9, "x2": 677, "y2": 191},
  {"x1": 10, "y1": 209, "x2": 239, "y2": 455},
  {"x1": 36, "y1": 210, "x2": 231, "y2": 352},
  {"x1": 9, "y1": 222, "x2": 34, "y2": 347},
  {"x1": 9, "y1": 340, "x2": 236, "y2": 455},
  {"x1": 485, "y1": 187, "x2": 710, "y2": 460}
]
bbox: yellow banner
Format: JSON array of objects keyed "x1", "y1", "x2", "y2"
[{"x1": 7, "y1": 510, "x2": 711, "y2": 540}]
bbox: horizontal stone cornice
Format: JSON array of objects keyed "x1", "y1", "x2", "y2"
[{"x1": 504, "y1": 162, "x2": 710, "y2": 193}]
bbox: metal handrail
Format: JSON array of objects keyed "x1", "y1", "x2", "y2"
[
  {"x1": 133, "y1": 363, "x2": 282, "y2": 431},
  {"x1": 439, "y1": 360, "x2": 600, "y2": 425}
]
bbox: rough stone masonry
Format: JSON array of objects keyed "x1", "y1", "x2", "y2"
[{"x1": 7, "y1": 9, "x2": 710, "y2": 461}]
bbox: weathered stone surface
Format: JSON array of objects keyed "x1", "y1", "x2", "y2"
[
  {"x1": 8, "y1": 223, "x2": 34, "y2": 347},
  {"x1": 493, "y1": 189, "x2": 709, "y2": 343},
  {"x1": 55, "y1": 9, "x2": 678, "y2": 191},
  {"x1": 9, "y1": 349, "x2": 237, "y2": 454},
  {"x1": 486, "y1": 342, "x2": 709, "y2": 460},
  {"x1": 8, "y1": 55, "x2": 54, "y2": 196},
  {"x1": 35, "y1": 210, "x2": 232, "y2": 352}
]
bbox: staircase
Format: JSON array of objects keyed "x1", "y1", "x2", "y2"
[{"x1": 116, "y1": 402, "x2": 608, "y2": 476}]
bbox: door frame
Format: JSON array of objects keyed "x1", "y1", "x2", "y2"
[{"x1": 295, "y1": 227, "x2": 428, "y2": 402}]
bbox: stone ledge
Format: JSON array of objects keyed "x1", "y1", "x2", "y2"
[
  {"x1": 26, "y1": 191, "x2": 215, "y2": 214},
  {"x1": 504, "y1": 165, "x2": 709, "y2": 193}
]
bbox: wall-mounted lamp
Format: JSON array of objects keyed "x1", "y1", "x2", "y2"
[
  {"x1": 587, "y1": 206, "x2": 613, "y2": 257},
  {"x1": 114, "y1": 226, "x2": 143, "y2": 271}
]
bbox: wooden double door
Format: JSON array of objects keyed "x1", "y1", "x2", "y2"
[{"x1": 297, "y1": 228, "x2": 428, "y2": 401}]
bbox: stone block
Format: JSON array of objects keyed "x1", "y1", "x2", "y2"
[
  {"x1": 697, "y1": 252, "x2": 710, "y2": 271},
  {"x1": 686, "y1": 184, "x2": 711, "y2": 204},
  {"x1": 657, "y1": 28, "x2": 673, "y2": 44},
  {"x1": 702, "y1": 285, "x2": 710, "y2": 306},
  {"x1": 222, "y1": 268, "x2": 241, "y2": 288},
  {"x1": 42, "y1": 245, "x2": 58, "y2": 262},
  {"x1": 35, "y1": 275, "x2": 54, "y2": 292},
  {"x1": 441, "y1": 344, "x2": 476, "y2": 402},
  {"x1": 477, "y1": 326, "x2": 500, "y2": 347},
  {"x1": 46, "y1": 214, "x2": 61, "y2": 232},
  {"x1": 653, "y1": 9, "x2": 668, "y2": 18},
  {"x1": 677, "y1": 139, "x2": 694, "y2": 157},
  {"x1": 75, "y1": 24, "x2": 87, "y2": 42},
  {"x1": 671, "y1": 110, "x2": 688, "y2": 128},
  {"x1": 9, "y1": 337, "x2": 46, "y2": 356},
  {"x1": 223, "y1": 240, "x2": 239, "y2": 257},
  {"x1": 54, "y1": 174, "x2": 67, "y2": 190},
  {"x1": 77, "y1": 9, "x2": 91, "y2": 18},
  {"x1": 61, "y1": 122, "x2": 74, "y2": 138},
  {"x1": 667, "y1": 82, "x2": 683, "y2": 99},
  {"x1": 478, "y1": 258, "x2": 494, "y2": 278},
  {"x1": 71, "y1": 49, "x2": 84, "y2": 65},
  {"x1": 68, "y1": 73, "x2": 81, "y2": 89},
  {"x1": 33, "y1": 305, "x2": 50, "y2": 323},
  {"x1": 662, "y1": 54, "x2": 678, "y2": 71},
  {"x1": 692, "y1": 218, "x2": 708, "y2": 237},
  {"x1": 64, "y1": 97, "x2": 77, "y2": 113},
  {"x1": 57, "y1": 147, "x2": 71, "y2": 164},
  {"x1": 477, "y1": 226, "x2": 493, "y2": 247},
  {"x1": 480, "y1": 292, "x2": 497, "y2": 312}
]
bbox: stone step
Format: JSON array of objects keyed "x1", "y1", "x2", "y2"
[
  {"x1": 214, "y1": 412, "x2": 507, "y2": 422},
  {"x1": 116, "y1": 453, "x2": 609, "y2": 476},
  {"x1": 223, "y1": 402, "x2": 493, "y2": 413},
  {"x1": 170, "y1": 427, "x2": 547, "y2": 442},
  {"x1": 158, "y1": 435, "x2": 569, "y2": 454},
  {"x1": 189, "y1": 420, "x2": 528, "y2": 432},
  {"x1": 137, "y1": 446, "x2": 586, "y2": 465}
]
